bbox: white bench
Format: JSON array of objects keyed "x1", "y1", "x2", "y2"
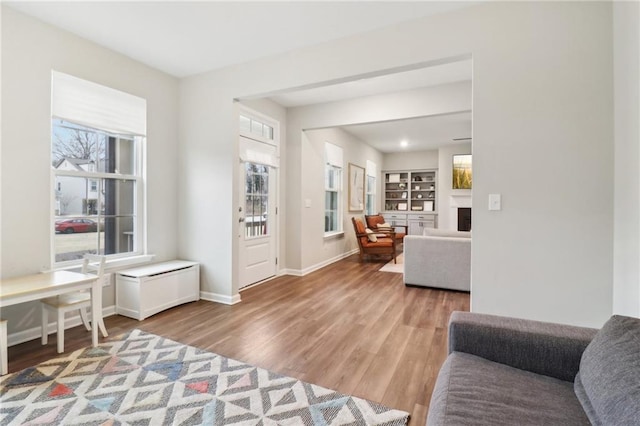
[{"x1": 116, "y1": 260, "x2": 199, "y2": 321}]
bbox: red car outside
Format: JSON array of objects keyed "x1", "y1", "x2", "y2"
[{"x1": 55, "y1": 219, "x2": 97, "y2": 234}]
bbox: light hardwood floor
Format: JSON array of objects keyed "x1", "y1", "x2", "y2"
[{"x1": 8, "y1": 254, "x2": 470, "y2": 425}]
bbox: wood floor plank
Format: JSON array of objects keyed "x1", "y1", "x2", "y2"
[{"x1": 6, "y1": 254, "x2": 469, "y2": 424}]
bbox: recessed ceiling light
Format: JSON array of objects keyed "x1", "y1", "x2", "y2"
[{"x1": 400, "y1": 140, "x2": 408, "y2": 148}]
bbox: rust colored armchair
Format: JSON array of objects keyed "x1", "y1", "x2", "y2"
[
  {"x1": 365, "y1": 213, "x2": 407, "y2": 241},
  {"x1": 352, "y1": 217, "x2": 397, "y2": 263}
]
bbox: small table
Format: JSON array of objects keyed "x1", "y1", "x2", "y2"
[{"x1": 0, "y1": 271, "x2": 101, "y2": 374}]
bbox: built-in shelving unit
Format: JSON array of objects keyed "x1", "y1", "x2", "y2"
[
  {"x1": 384, "y1": 170, "x2": 436, "y2": 212},
  {"x1": 383, "y1": 169, "x2": 438, "y2": 235}
]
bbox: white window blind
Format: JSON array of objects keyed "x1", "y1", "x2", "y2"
[
  {"x1": 366, "y1": 160, "x2": 377, "y2": 177},
  {"x1": 239, "y1": 136, "x2": 279, "y2": 168},
  {"x1": 52, "y1": 71, "x2": 146, "y2": 136},
  {"x1": 325, "y1": 142, "x2": 343, "y2": 168}
]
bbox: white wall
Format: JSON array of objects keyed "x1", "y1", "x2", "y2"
[
  {"x1": 613, "y1": 1, "x2": 640, "y2": 317},
  {"x1": 301, "y1": 127, "x2": 383, "y2": 271},
  {"x1": 180, "y1": 1, "x2": 616, "y2": 327},
  {"x1": 1, "y1": 7, "x2": 180, "y2": 333},
  {"x1": 383, "y1": 150, "x2": 439, "y2": 171},
  {"x1": 437, "y1": 143, "x2": 472, "y2": 231}
]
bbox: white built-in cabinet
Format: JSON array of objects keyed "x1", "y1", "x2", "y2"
[{"x1": 383, "y1": 170, "x2": 437, "y2": 235}]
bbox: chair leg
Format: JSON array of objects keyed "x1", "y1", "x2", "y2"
[
  {"x1": 1, "y1": 320, "x2": 8, "y2": 376},
  {"x1": 41, "y1": 305, "x2": 48, "y2": 345},
  {"x1": 98, "y1": 319, "x2": 108, "y2": 338},
  {"x1": 79, "y1": 307, "x2": 92, "y2": 331},
  {"x1": 56, "y1": 310, "x2": 65, "y2": 353}
]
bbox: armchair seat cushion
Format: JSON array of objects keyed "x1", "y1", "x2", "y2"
[
  {"x1": 428, "y1": 352, "x2": 590, "y2": 426},
  {"x1": 361, "y1": 237, "x2": 394, "y2": 247}
]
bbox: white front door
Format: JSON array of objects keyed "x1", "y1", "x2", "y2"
[{"x1": 239, "y1": 160, "x2": 277, "y2": 288}]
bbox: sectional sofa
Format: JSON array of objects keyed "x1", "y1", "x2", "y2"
[
  {"x1": 427, "y1": 312, "x2": 640, "y2": 425},
  {"x1": 403, "y1": 228, "x2": 471, "y2": 291}
]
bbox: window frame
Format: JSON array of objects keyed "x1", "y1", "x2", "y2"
[
  {"x1": 365, "y1": 174, "x2": 376, "y2": 216},
  {"x1": 51, "y1": 120, "x2": 146, "y2": 268},
  {"x1": 324, "y1": 163, "x2": 343, "y2": 236}
]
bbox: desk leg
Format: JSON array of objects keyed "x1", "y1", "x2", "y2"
[{"x1": 91, "y1": 280, "x2": 101, "y2": 347}]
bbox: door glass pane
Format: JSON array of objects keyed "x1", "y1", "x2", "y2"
[
  {"x1": 245, "y1": 162, "x2": 269, "y2": 238},
  {"x1": 239, "y1": 115, "x2": 251, "y2": 133}
]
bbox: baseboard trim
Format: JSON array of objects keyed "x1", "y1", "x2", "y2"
[
  {"x1": 202, "y1": 250, "x2": 358, "y2": 300},
  {"x1": 8, "y1": 306, "x2": 117, "y2": 347},
  {"x1": 285, "y1": 249, "x2": 359, "y2": 277},
  {"x1": 200, "y1": 291, "x2": 242, "y2": 305}
]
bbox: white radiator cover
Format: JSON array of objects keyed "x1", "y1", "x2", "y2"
[{"x1": 116, "y1": 260, "x2": 200, "y2": 321}]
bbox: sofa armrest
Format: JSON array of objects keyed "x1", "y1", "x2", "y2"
[{"x1": 448, "y1": 311, "x2": 598, "y2": 382}]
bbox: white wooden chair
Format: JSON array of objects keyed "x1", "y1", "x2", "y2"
[{"x1": 41, "y1": 254, "x2": 108, "y2": 353}]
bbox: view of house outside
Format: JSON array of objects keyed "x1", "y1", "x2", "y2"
[{"x1": 52, "y1": 120, "x2": 137, "y2": 262}]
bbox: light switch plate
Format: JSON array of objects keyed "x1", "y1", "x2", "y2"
[
  {"x1": 489, "y1": 194, "x2": 501, "y2": 211},
  {"x1": 305, "y1": 199, "x2": 311, "y2": 208}
]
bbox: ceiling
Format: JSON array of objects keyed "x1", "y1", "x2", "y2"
[
  {"x1": 7, "y1": 1, "x2": 476, "y2": 78},
  {"x1": 269, "y1": 60, "x2": 472, "y2": 108},
  {"x1": 7, "y1": 1, "x2": 474, "y2": 153},
  {"x1": 341, "y1": 112, "x2": 472, "y2": 153}
]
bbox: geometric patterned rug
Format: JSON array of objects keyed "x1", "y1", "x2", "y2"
[{"x1": 0, "y1": 329, "x2": 409, "y2": 425}]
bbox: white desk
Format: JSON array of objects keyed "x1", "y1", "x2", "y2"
[{"x1": 0, "y1": 271, "x2": 101, "y2": 373}]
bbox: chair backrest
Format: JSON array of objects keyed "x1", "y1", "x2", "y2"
[
  {"x1": 351, "y1": 217, "x2": 369, "y2": 247},
  {"x1": 82, "y1": 254, "x2": 106, "y2": 277},
  {"x1": 365, "y1": 213, "x2": 385, "y2": 229}
]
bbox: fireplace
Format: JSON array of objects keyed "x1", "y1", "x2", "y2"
[
  {"x1": 458, "y1": 208, "x2": 472, "y2": 232},
  {"x1": 449, "y1": 194, "x2": 471, "y2": 231}
]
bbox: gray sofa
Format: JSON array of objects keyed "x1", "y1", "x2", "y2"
[
  {"x1": 427, "y1": 312, "x2": 640, "y2": 426},
  {"x1": 403, "y1": 228, "x2": 471, "y2": 291}
]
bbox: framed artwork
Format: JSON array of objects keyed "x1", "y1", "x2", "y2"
[
  {"x1": 348, "y1": 163, "x2": 365, "y2": 212},
  {"x1": 453, "y1": 154, "x2": 472, "y2": 189}
]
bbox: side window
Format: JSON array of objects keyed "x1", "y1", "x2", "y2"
[{"x1": 324, "y1": 143, "x2": 343, "y2": 235}]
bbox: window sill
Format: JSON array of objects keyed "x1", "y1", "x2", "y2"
[
  {"x1": 49, "y1": 254, "x2": 156, "y2": 273},
  {"x1": 324, "y1": 231, "x2": 344, "y2": 240}
]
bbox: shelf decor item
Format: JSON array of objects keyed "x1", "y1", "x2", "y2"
[
  {"x1": 398, "y1": 202, "x2": 407, "y2": 211},
  {"x1": 424, "y1": 200, "x2": 434, "y2": 211},
  {"x1": 389, "y1": 173, "x2": 401, "y2": 183},
  {"x1": 348, "y1": 163, "x2": 365, "y2": 212}
]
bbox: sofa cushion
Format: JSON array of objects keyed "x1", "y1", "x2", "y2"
[
  {"x1": 427, "y1": 352, "x2": 590, "y2": 426},
  {"x1": 574, "y1": 315, "x2": 640, "y2": 426},
  {"x1": 423, "y1": 228, "x2": 471, "y2": 238}
]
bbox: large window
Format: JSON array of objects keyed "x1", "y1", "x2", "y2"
[
  {"x1": 51, "y1": 71, "x2": 146, "y2": 266},
  {"x1": 324, "y1": 143, "x2": 343, "y2": 235},
  {"x1": 366, "y1": 175, "x2": 376, "y2": 215},
  {"x1": 366, "y1": 160, "x2": 377, "y2": 215},
  {"x1": 52, "y1": 120, "x2": 141, "y2": 263}
]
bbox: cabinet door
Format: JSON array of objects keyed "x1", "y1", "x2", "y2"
[
  {"x1": 383, "y1": 214, "x2": 407, "y2": 226},
  {"x1": 408, "y1": 217, "x2": 435, "y2": 235}
]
